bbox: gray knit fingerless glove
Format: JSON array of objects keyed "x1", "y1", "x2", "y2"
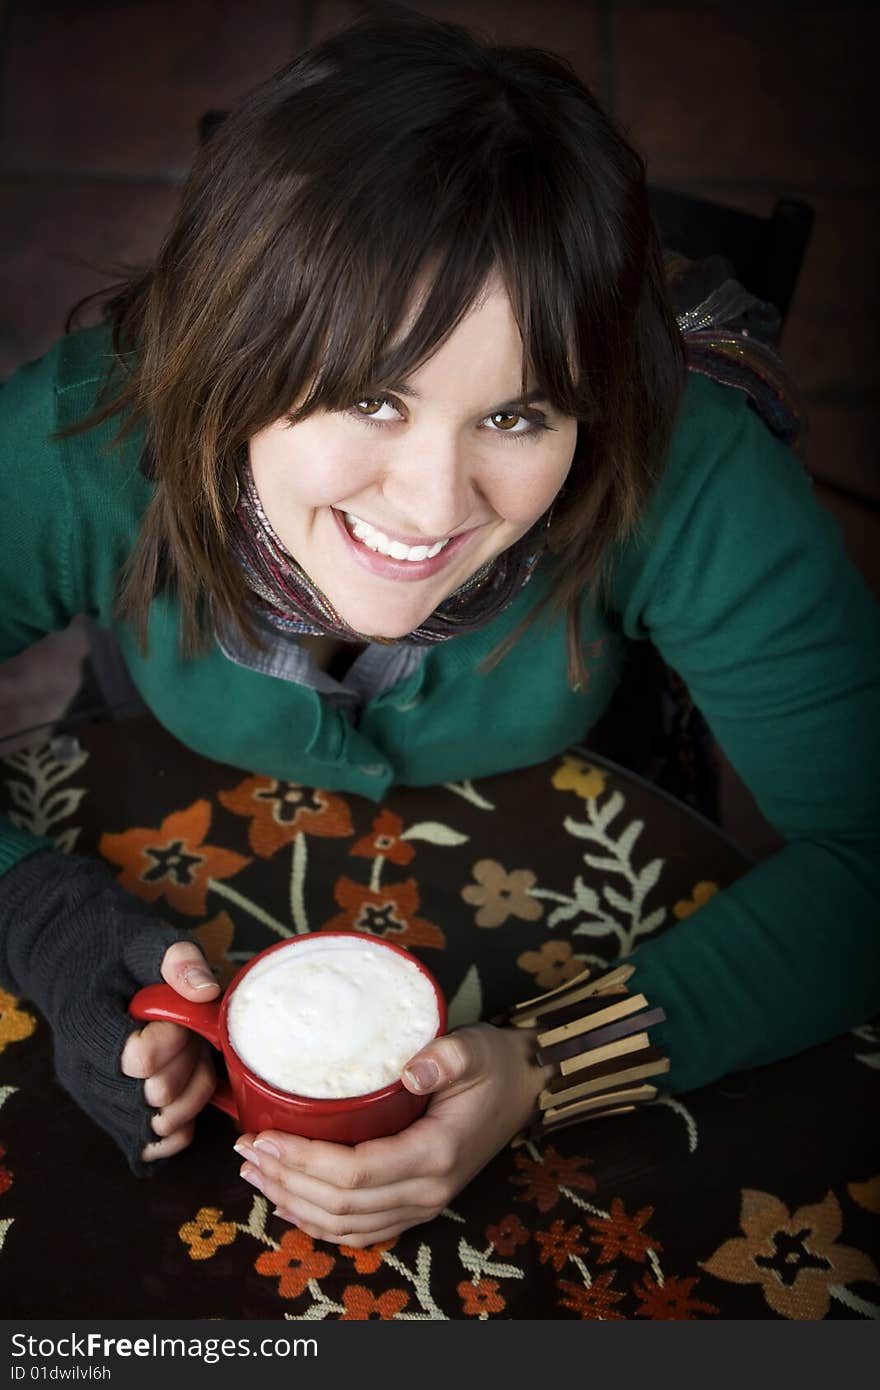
[{"x1": 0, "y1": 847, "x2": 193, "y2": 1175}]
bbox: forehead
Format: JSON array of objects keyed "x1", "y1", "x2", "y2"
[{"x1": 389, "y1": 273, "x2": 531, "y2": 395}]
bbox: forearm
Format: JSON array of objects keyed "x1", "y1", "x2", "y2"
[
  {"x1": 502, "y1": 1023, "x2": 556, "y2": 1131},
  {"x1": 0, "y1": 846, "x2": 190, "y2": 1173},
  {"x1": 623, "y1": 835, "x2": 880, "y2": 1093},
  {"x1": 0, "y1": 812, "x2": 54, "y2": 879}
]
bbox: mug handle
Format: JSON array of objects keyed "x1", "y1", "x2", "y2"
[{"x1": 128, "y1": 982, "x2": 238, "y2": 1119}]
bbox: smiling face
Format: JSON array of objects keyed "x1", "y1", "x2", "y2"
[{"x1": 247, "y1": 279, "x2": 579, "y2": 639}]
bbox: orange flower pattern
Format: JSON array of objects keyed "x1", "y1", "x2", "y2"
[
  {"x1": 193, "y1": 910, "x2": 237, "y2": 988},
  {"x1": 340, "y1": 1285, "x2": 410, "y2": 1319},
  {"x1": 458, "y1": 1278, "x2": 506, "y2": 1316},
  {"x1": 673, "y1": 880, "x2": 719, "y2": 919},
  {"x1": 322, "y1": 876, "x2": 445, "y2": 949},
  {"x1": 700, "y1": 1188, "x2": 879, "y2": 1319},
  {"x1": 461, "y1": 859, "x2": 543, "y2": 928},
  {"x1": 586, "y1": 1198, "x2": 661, "y2": 1265},
  {"x1": 486, "y1": 1213, "x2": 530, "y2": 1256},
  {"x1": 552, "y1": 756, "x2": 608, "y2": 801},
  {"x1": 339, "y1": 1239, "x2": 398, "y2": 1274},
  {"x1": 219, "y1": 776, "x2": 354, "y2": 857},
  {"x1": 633, "y1": 1273, "x2": 719, "y2": 1320},
  {"x1": 517, "y1": 939, "x2": 584, "y2": 991},
  {"x1": 534, "y1": 1219, "x2": 588, "y2": 1272},
  {"x1": 178, "y1": 1207, "x2": 237, "y2": 1261},
  {"x1": 848, "y1": 1177, "x2": 880, "y2": 1214},
  {"x1": 350, "y1": 810, "x2": 415, "y2": 866},
  {"x1": 556, "y1": 1271, "x2": 626, "y2": 1320},
  {"x1": 0, "y1": 989, "x2": 36, "y2": 1055},
  {"x1": 100, "y1": 800, "x2": 250, "y2": 916},
  {"x1": 511, "y1": 1147, "x2": 597, "y2": 1213},
  {"x1": 255, "y1": 1229, "x2": 335, "y2": 1300}
]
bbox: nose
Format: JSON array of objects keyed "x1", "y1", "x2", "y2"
[{"x1": 380, "y1": 429, "x2": 478, "y2": 539}]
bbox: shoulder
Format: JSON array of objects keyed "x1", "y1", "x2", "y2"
[
  {"x1": 607, "y1": 372, "x2": 818, "y2": 629},
  {"x1": 1, "y1": 321, "x2": 118, "y2": 451},
  {"x1": 654, "y1": 370, "x2": 808, "y2": 523},
  {"x1": 1, "y1": 324, "x2": 150, "y2": 592}
]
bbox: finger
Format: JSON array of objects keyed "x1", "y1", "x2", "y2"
[
  {"x1": 121, "y1": 1020, "x2": 195, "y2": 1079},
  {"x1": 273, "y1": 1205, "x2": 420, "y2": 1248},
  {"x1": 161, "y1": 940, "x2": 221, "y2": 1000},
  {"x1": 150, "y1": 1052, "x2": 217, "y2": 1138},
  {"x1": 270, "y1": 1192, "x2": 429, "y2": 1241},
  {"x1": 141, "y1": 1121, "x2": 195, "y2": 1163},
  {"x1": 240, "y1": 1123, "x2": 437, "y2": 1193},
  {"x1": 234, "y1": 1141, "x2": 437, "y2": 1217},
  {"x1": 400, "y1": 1032, "x2": 476, "y2": 1097},
  {"x1": 142, "y1": 1036, "x2": 205, "y2": 1109}
]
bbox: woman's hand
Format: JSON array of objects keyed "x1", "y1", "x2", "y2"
[
  {"x1": 120, "y1": 940, "x2": 220, "y2": 1163},
  {"x1": 232, "y1": 1023, "x2": 553, "y2": 1246}
]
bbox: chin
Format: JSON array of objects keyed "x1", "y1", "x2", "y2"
[
  {"x1": 349, "y1": 617, "x2": 427, "y2": 641},
  {"x1": 334, "y1": 598, "x2": 435, "y2": 641}
]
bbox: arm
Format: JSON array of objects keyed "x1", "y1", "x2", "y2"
[
  {"x1": 0, "y1": 340, "x2": 218, "y2": 1169},
  {"x1": 610, "y1": 377, "x2": 880, "y2": 1088}
]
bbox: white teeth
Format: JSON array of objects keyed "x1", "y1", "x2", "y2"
[{"x1": 342, "y1": 511, "x2": 450, "y2": 562}]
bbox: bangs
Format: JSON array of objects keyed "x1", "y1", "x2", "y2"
[{"x1": 240, "y1": 65, "x2": 634, "y2": 431}]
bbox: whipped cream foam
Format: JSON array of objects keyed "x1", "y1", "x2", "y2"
[{"x1": 227, "y1": 936, "x2": 440, "y2": 1098}]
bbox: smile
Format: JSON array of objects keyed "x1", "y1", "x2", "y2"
[
  {"x1": 343, "y1": 511, "x2": 450, "y2": 562},
  {"x1": 331, "y1": 509, "x2": 480, "y2": 582}
]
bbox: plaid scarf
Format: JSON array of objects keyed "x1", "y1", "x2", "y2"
[{"x1": 228, "y1": 460, "x2": 546, "y2": 644}]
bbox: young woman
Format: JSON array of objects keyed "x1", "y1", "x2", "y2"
[{"x1": 1, "y1": 15, "x2": 878, "y2": 1249}]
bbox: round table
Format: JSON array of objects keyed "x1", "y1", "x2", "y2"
[{"x1": 1, "y1": 715, "x2": 877, "y2": 1319}]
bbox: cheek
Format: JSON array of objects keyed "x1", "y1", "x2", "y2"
[
  {"x1": 252, "y1": 431, "x2": 379, "y2": 511},
  {"x1": 487, "y1": 445, "x2": 575, "y2": 527}
]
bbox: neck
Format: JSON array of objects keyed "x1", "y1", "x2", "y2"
[{"x1": 299, "y1": 633, "x2": 366, "y2": 678}]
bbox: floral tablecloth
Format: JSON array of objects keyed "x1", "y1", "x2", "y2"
[{"x1": 1, "y1": 714, "x2": 877, "y2": 1319}]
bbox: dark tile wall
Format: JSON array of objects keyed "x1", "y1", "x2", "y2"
[{"x1": 1, "y1": 0, "x2": 877, "y2": 852}]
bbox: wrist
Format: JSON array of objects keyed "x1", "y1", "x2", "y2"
[
  {"x1": 505, "y1": 1021, "x2": 557, "y2": 1103},
  {"x1": 499, "y1": 962, "x2": 670, "y2": 1144}
]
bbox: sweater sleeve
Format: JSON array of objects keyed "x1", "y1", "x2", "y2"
[
  {"x1": 609, "y1": 377, "x2": 880, "y2": 1091},
  {"x1": 0, "y1": 341, "x2": 84, "y2": 872}
]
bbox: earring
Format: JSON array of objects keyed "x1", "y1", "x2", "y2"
[
  {"x1": 229, "y1": 472, "x2": 240, "y2": 511},
  {"x1": 545, "y1": 485, "x2": 566, "y2": 531}
]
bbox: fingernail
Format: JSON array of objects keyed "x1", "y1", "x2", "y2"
[
  {"x1": 404, "y1": 1058, "x2": 439, "y2": 1092},
  {"x1": 273, "y1": 1206, "x2": 299, "y2": 1227},
  {"x1": 233, "y1": 1141, "x2": 258, "y2": 1165},
  {"x1": 240, "y1": 1163, "x2": 264, "y2": 1191},
  {"x1": 253, "y1": 1138, "x2": 280, "y2": 1159},
  {"x1": 184, "y1": 966, "x2": 217, "y2": 991}
]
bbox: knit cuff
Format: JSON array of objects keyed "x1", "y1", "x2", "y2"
[{"x1": 0, "y1": 847, "x2": 196, "y2": 1174}]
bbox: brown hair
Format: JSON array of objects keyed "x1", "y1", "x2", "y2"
[{"x1": 60, "y1": 11, "x2": 685, "y2": 685}]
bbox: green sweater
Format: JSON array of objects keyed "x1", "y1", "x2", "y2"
[{"x1": 3, "y1": 324, "x2": 879, "y2": 1093}]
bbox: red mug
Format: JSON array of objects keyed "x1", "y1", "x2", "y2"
[{"x1": 128, "y1": 931, "x2": 447, "y2": 1144}]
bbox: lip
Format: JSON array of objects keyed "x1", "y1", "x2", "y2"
[{"x1": 331, "y1": 508, "x2": 482, "y2": 582}]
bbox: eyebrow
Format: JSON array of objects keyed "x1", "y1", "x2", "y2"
[{"x1": 379, "y1": 380, "x2": 552, "y2": 413}]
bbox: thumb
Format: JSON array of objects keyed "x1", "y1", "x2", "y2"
[
  {"x1": 160, "y1": 939, "x2": 221, "y2": 1001},
  {"x1": 401, "y1": 1031, "x2": 476, "y2": 1096}
]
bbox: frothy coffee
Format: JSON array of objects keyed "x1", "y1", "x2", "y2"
[{"x1": 227, "y1": 935, "x2": 440, "y2": 1098}]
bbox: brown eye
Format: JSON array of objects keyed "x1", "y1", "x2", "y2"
[
  {"x1": 354, "y1": 398, "x2": 385, "y2": 416},
  {"x1": 490, "y1": 411, "x2": 521, "y2": 430}
]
